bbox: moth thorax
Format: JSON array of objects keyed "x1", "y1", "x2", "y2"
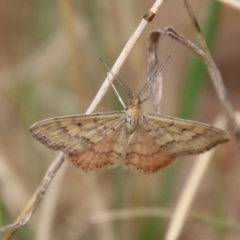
[{"x1": 125, "y1": 106, "x2": 142, "y2": 134}]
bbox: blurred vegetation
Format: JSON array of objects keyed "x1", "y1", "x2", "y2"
[{"x1": 0, "y1": 0, "x2": 239, "y2": 240}]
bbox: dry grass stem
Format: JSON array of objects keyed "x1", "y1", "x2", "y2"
[
  {"x1": 88, "y1": 205, "x2": 240, "y2": 234},
  {"x1": 157, "y1": 25, "x2": 240, "y2": 150},
  {"x1": 90, "y1": 207, "x2": 171, "y2": 223},
  {"x1": 147, "y1": 31, "x2": 162, "y2": 114},
  {"x1": 59, "y1": 0, "x2": 86, "y2": 98}
]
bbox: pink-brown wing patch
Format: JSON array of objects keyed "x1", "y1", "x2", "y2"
[
  {"x1": 67, "y1": 124, "x2": 126, "y2": 172},
  {"x1": 125, "y1": 125, "x2": 175, "y2": 173}
]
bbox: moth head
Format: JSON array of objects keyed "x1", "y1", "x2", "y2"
[{"x1": 129, "y1": 96, "x2": 141, "y2": 107}]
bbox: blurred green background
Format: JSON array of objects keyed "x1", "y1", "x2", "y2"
[{"x1": 0, "y1": 0, "x2": 239, "y2": 239}]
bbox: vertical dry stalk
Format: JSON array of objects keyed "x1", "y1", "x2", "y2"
[
  {"x1": 147, "y1": 31, "x2": 163, "y2": 114},
  {"x1": 59, "y1": 0, "x2": 85, "y2": 98}
]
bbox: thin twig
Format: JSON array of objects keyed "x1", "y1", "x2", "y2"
[{"x1": 158, "y1": 25, "x2": 240, "y2": 149}]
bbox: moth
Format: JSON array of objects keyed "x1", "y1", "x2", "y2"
[{"x1": 30, "y1": 68, "x2": 229, "y2": 173}]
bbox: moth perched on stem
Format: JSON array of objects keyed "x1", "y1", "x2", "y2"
[{"x1": 30, "y1": 60, "x2": 229, "y2": 173}]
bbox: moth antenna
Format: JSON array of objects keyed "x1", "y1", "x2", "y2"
[
  {"x1": 100, "y1": 58, "x2": 133, "y2": 99},
  {"x1": 140, "y1": 94, "x2": 150, "y2": 104},
  {"x1": 109, "y1": 75, "x2": 127, "y2": 109},
  {"x1": 138, "y1": 55, "x2": 171, "y2": 98}
]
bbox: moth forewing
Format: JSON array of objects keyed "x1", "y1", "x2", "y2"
[
  {"x1": 142, "y1": 113, "x2": 230, "y2": 156},
  {"x1": 30, "y1": 111, "x2": 126, "y2": 154}
]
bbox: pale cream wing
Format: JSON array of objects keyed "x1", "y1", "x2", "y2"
[
  {"x1": 142, "y1": 113, "x2": 230, "y2": 156},
  {"x1": 68, "y1": 124, "x2": 127, "y2": 172},
  {"x1": 125, "y1": 125, "x2": 176, "y2": 173},
  {"x1": 30, "y1": 111, "x2": 126, "y2": 154}
]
